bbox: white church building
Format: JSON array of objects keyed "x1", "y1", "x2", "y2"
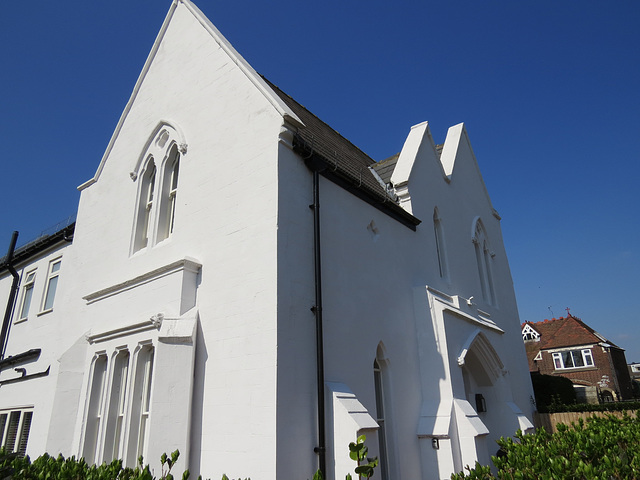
[{"x1": 0, "y1": 1, "x2": 534, "y2": 479}]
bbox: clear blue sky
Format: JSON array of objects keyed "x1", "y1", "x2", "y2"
[{"x1": 2, "y1": 2, "x2": 639, "y2": 360}]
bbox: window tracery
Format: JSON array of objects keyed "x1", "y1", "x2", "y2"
[{"x1": 131, "y1": 124, "x2": 184, "y2": 253}]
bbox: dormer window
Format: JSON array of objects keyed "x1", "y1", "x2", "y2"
[
  {"x1": 522, "y1": 324, "x2": 540, "y2": 341},
  {"x1": 131, "y1": 124, "x2": 185, "y2": 254}
]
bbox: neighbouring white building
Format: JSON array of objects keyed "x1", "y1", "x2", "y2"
[{"x1": 0, "y1": 1, "x2": 534, "y2": 479}]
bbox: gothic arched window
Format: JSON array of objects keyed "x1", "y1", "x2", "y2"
[{"x1": 472, "y1": 219, "x2": 496, "y2": 305}]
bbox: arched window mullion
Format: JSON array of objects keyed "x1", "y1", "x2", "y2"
[
  {"x1": 157, "y1": 144, "x2": 180, "y2": 242},
  {"x1": 134, "y1": 160, "x2": 156, "y2": 251},
  {"x1": 132, "y1": 125, "x2": 184, "y2": 254}
]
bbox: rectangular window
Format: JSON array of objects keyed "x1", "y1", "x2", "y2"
[
  {"x1": 41, "y1": 258, "x2": 61, "y2": 312},
  {"x1": 552, "y1": 349, "x2": 594, "y2": 370},
  {"x1": 17, "y1": 271, "x2": 36, "y2": 321},
  {"x1": 0, "y1": 409, "x2": 33, "y2": 456}
]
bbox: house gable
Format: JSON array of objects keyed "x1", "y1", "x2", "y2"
[
  {"x1": 78, "y1": 0, "x2": 302, "y2": 192},
  {"x1": 439, "y1": 124, "x2": 497, "y2": 218}
]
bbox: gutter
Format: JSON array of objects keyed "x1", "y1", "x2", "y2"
[{"x1": 293, "y1": 135, "x2": 421, "y2": 231}]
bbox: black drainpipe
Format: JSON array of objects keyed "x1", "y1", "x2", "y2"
[
  {"x1": 308, "y1": 166, "x2": 327, "y2": 478},
  {"x1": 1, "y1": 231, "x2": 20, "y2": 360}
]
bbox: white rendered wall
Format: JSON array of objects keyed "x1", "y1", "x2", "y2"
[
  {"x1": 274, "y1": 119, "x2": 534, "y2": 479},
  {"x1": 56, "y1": 2, "x2": 289, "y2": 478},
  {"x1": 0, "y1": 240, "x2": 73, "y2": 458}
]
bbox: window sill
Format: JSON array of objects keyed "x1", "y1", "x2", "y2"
[
  {"x1": 13, "y1": 318, "x2": 27, "y2": 325},
  {"x1": 37, "y1": 309, "x2": 53, "y2": 317},
  {"x1": 554, "y1": 366, "x2": 597, "y2": 373}
]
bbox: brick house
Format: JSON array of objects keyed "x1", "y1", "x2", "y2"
[{"x1": 522, "y1": 314, "x2": 633, "y2": 403}]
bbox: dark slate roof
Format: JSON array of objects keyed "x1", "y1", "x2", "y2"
[
  {"x1": 0, "y1": 219, "x2": 75, "y2": 274},
  {"x1": 263, "y1": 78, "x2": 421, "y2": 230},
  {"x1": 372, "y1": 153, "x2": 400, "y2": 185}
]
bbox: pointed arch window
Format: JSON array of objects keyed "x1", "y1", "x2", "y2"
[
  {"x1": 131, "y1": 124, "x2": 185, "y2": 254},
  {"x1": 126, "y1": 345, "x2": 154, "y2": 466},
  {"x1": 433, "y1": 208, "x2": 448, "y2": 280},
  {"x1": 82, "y1": 354, "x2": 108, "y2": 465},
  {"x1": 373, "y1": 358, "x2": 389, "y2": 480},
  {"x1": 373, "y1": 344, "x2": 394, "y2": 480},
  {"x1": 103, "y1": 349, "x2": 130, "y2": 462},
  {"x1": 134, "y1": 160, "x2": 156, "y2": 251},
  {"x1": 157, "y1": 146, "x2": 180, "y2": 242},
  {"x1": 472, "y1": 219, "x2": 496, "y2": 306},
  {"x1": 82, "y1": 343, "x2": 157, "y2": 467}
]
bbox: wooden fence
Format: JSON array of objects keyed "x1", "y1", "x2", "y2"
[{"x1": 533, "y1": 410, "x2": 639, "y2": 433}]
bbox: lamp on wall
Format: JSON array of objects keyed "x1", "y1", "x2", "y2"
[{"x1": 475, "y1": 393, "x2": 487, "y2": 413}]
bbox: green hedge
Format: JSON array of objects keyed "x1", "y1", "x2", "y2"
[
  {"x1": 541, "y1": 400, "x2": 640, "y2": 414},
  {"x1": 0, "y1": 449, "x2": 189, "y2": 480},
  {"x1": 0, "y1": 436, "x2": 377, "y2": 480},
  {"x1": 451, "y1": 413, "x2": 640, "y2": 479}
]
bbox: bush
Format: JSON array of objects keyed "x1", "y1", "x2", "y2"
[
  {"x1": 0, "y1": 436, "x2": 377, "y2": 480},
  {"x1": 451, "y1": 413, "x2": 640, "y2": 479},
  {"x1": 544, "y1": 400, "x2": 640, "y2": 413},
  {"x1": 530, "y1": 373, "x2": 576, "y2": 411},
  {"x1": 0, "y1": 449, "x2": 181, "y2": 480}
]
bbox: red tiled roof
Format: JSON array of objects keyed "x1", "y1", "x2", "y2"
[
  {"x1": 524, "y1": 315, "x2": 613, "y2": 350},
  {"x1": 522, "y1": 314, "x2": 618, "y2": 370}
]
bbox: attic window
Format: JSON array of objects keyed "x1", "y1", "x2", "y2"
[{"x1": 521, "y1": 324, "x2": 540, "y2": 341}]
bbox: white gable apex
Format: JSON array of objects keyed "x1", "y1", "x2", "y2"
[
  {"x1": 440, "y1": 123, "x2": 497, "y2": 216},
  {"x1": 78, "y1": 0, "x2": 303, "y2": 191}
]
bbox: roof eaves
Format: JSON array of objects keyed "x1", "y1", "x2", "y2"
[
  {"x1": 0, "y1": 223, "x2": 75, "y2": 274},
  {"x1": 263, "y1": 78, "x2": 421, "y2": 230},
  {"x1": 293, "y1": 138, "x2": 421, "y2": 230}
]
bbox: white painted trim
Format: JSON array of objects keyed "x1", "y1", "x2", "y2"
[
  {"x1": 545, "y1": 344, "x2": 597, "y2": 353},
  {"x1": 428, "y1": 291, "x2": 503, "y2": 334},
  {"x1": 83, "y1": 257, "x2": 201, "y2": 304},
  {"x1": 86, "y1": 320, "x2": 161, "y2": 345}
]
